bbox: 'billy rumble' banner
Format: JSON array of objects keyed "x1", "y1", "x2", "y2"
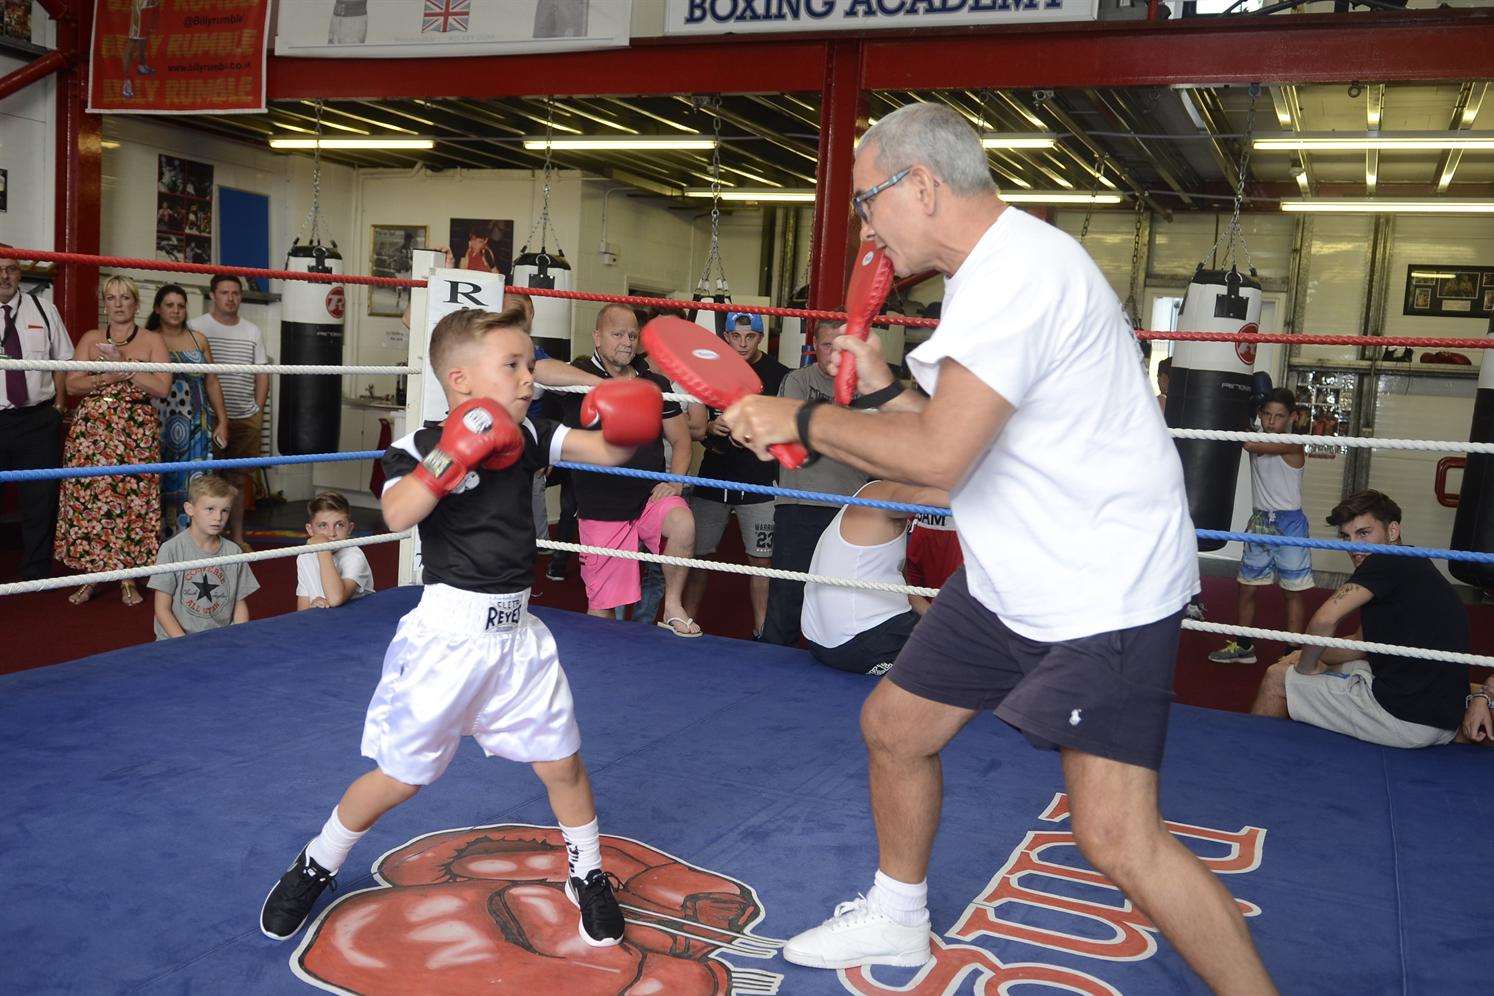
[{"x1": 87, "y1": 0, "x2": 271, "y2": 115}]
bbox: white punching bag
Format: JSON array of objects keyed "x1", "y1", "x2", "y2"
[
  {"x1": 1165, "y1": 265, "x2": 1262, "y2": 549},
  {"x1": 690, "y1": 284, "x2": 730, "y2": 337},
  {"x1": 511, "y1": 249, "x2": 574, "y2": 360}
]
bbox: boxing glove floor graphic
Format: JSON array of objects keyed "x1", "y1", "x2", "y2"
[{"x1": 289, "y1": 823, "x2": 783, "y2": 995}]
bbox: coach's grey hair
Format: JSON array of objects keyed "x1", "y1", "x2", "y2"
[{"x1": 859, "y1": 102, "x2": 997, "y2": 198}]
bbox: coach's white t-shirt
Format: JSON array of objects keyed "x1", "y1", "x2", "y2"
[
  {"x1": 904, "y1": 207, "x2": 1197, "y2": 642},
  {"x1": 296, "y1": 546, "x2": 375, "y2": 602}
]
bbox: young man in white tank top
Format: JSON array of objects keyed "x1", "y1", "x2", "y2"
[
  {"x1": 802, "y1": 482, "x2": 949, "y2": 675},
  {"x1": 1210, "y1": 389, "x2": 1313, "y2": 663}
]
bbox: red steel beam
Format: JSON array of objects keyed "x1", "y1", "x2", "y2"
[
  {"x1": 0, "y1": 48, "x2": 69, "y2": 102},
  {"x1": 807, "y1": 39, "x2": 864, "y2": 322},
  {"x1": 267, "y1": 10, "x2": 1494, "y2": 101},
  {"x1": 267, "y1": 39, "x2": 828, "y2": 101},
  {"x1": 864, "y1": 9, "x2": 1494, "y2": 88},
  {"x1": 52, "y1": 2, "x2": 99, "y2": 342}
]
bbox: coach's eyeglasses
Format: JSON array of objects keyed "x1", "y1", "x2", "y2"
[{"x1": 851, "y1": 167, "x2": 911, "y2": 224}]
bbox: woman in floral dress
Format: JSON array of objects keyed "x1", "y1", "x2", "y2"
[
  {"x1": 147, "y1": 284, "x2": 227, "y2": 535},
  {"x1": 56, "y1": 276, "x2": 172, "y2": 606}
]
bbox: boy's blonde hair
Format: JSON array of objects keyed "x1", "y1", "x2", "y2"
[
  {"x1": 187, "y1": 474, "x2": 237, "y2": 503},
  {"x1": 306, "y1": 490, "x2": 351, "y2": 520},
  {"x1": 428, "y1": 306, "x2": 529, "y2": 382}
]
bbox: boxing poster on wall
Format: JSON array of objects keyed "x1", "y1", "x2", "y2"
[
  {"x1": 1403, "y1": 265, "x2": 1494, "y2": 320},
  {"x1": 156, "y1": 155, "x2": 214, "y2": 264},
  {"x1": 448, "y1": 219, "x2": 515, "y2": 276},
  {"x1": 87, "y1": 0, "x2": 271, "y2": 114},
  {"x1": 275, "y1": 1, "x2": 631, "y2": 59},
  {"x1": 369, "y1": 225, "x2": 427, "y2": 317}
]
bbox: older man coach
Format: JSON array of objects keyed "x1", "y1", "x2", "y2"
[{"x1": 724, "y1": 104, "x2": 1275, "y2": 991}]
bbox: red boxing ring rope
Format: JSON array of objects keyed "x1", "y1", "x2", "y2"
[{"x1": 6, "y1": 245, "x2": 1492, "y2": 348}]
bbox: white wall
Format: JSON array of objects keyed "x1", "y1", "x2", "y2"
[
  {"x1": 0, "y1": 35, "x2": 57, "y2": 255},
  {"x1": 574, "y1": 179, "x2": 766, "y2": 347},
  {"x1": 346, "y1": 166, "x2": 584, "y2": 397}
]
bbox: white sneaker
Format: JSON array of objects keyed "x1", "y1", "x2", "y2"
[{"x1": 782, "y1": 896, "x2": 932, "y2": 970}]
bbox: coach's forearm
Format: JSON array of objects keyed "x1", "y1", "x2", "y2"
[{"x1": 806, "y1": 406, "x2": 954, "y2": 489}]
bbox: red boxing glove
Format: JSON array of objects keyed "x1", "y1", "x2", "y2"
[
  {"x1": 581, "y1": 379, "x2": 663, "y2": 447},
  {"x1": 412, "y1": 398, "x2": 523, "y2": 497}
]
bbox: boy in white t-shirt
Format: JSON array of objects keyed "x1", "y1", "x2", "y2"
[{"x1": 296, "y1": 491, "x2": 374, "y2": 609}]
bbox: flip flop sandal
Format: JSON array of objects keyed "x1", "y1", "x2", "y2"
[{"x1": 657, "y1": 616, "x2": 703, "y2": 638}]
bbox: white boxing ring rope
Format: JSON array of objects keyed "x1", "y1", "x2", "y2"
[{"x1": 5, "y1": 307, "x2": 1493, "y2": 668}]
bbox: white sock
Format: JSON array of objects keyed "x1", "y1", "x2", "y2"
[
  {"x1": 305, "y1": 806, "x2": 366, "y2": 874},
  {"x1": 560, "y1": 818, "x2": 602, "y2": 881},
  {"x1": 867, "y1": 869, "x2": 930, "y2": 927}
]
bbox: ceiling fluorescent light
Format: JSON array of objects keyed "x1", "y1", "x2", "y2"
[
  {"x1": 1255, "y1": 131, "x2": 1494, "y2": 151},
  {"x1": 981, "y1": 133, "x2": 1057, "y2": 150},
  {"x1": 1002, "y1": 192, "x2": 1125, "y2": 205},
  {"x1": 524, "y1": 137, "x2": 717, "y2": 151},
  {"x1": 269, "y1": 137, "x2": 433, "y2": 150},
  {"x1": 1281, "y1": 199, "x2": 1494, "y2": 214},
  {"x1": 684, "y1": 188, "x2": 815, "y2": 203}
]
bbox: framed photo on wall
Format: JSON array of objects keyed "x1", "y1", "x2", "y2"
[
  {"x1": 1403, "y1": 264, "x2": 1494, "y2": 320},
  {"x1": 369, "y1": 224, "x2": 427, "y2": 317},
  {"x1": 449, "y1": 219, "x2": 515, "y2": 275},
  {"x1": 156, "y1": 155, "x2": 214, "y2": 263}
]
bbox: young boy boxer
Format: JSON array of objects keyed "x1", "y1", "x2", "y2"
[{"x1": 260, "y1": 307, "x2": 662, "y2": 947}]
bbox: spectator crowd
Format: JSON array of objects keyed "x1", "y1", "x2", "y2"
[{"x1": 2, "y1": 249, "x2": 1489, "y2": 754}]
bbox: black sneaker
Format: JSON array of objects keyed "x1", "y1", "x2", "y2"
[
  {"x1": 545, "y1": 563, "x2": 567, "y2": 583},
  {"x1": 260, "y1": 848, "x2": 336, "y2": 941},
  {"x1": 564, "y1": 869, "x2": 625, "y2": 946}
]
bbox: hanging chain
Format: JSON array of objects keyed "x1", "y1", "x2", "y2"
[
  {"x1": 697, "y1": 97, "x2": 728, "y2": 296},
  {"x1": 1123, "y1": 195, "x2": 1145, "y2": 327},
  {"x1": 523, "y1": 99, "x2": 561, "y2": 253},
  {"x1": 1078, "y1": 153, "x2": 1104, "y2": 244},
  {"x1": 1203, "y1": 83, "x2": 1260, "y2": 274},
  {"x1": 298, "y1": 100, "x2": 325, "y2": 246}
]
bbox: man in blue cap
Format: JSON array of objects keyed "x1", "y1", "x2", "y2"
[{"x1": 683, "y1": 311, "x2": 790, "y2": 638}]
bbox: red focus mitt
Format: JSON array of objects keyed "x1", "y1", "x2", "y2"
[
  {"x1": 581, "y1": 379, "x2": 663, "y2": 447},
  {"x1": 835, "y1": 241, "x2": 895, "y2": 405},
  {"x1": 412, "y1": 398, "x2": 523, "y2": 497}
]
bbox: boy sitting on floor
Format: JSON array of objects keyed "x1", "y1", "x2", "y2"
[
  {"x1": 295, "y1": 490, "x2": 374, "y2": 610},
  {"x1": 149, "y1": 474, "x2": 258, "y2": 639}
]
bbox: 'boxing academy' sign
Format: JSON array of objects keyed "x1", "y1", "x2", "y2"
[{"x1": 664, "y1": 0, "x2": 1099, "y2": 34}]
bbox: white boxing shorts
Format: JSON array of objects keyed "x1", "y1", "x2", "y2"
[{"x1": 361, "y1": 584, "x2": 582, "y2": 785}]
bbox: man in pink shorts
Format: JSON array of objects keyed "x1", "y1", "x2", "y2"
[{"x1": 558, "y1": 304, "x2": 700, "y2": 636}]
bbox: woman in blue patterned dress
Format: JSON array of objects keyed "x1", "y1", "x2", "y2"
[{"x1": 148, "y1": 284, "x2": 227, "y2": 535}]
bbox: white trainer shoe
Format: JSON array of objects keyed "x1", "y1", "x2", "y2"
[{"x1": 782, "y1": 896, "x2": 932, "y2": 970}]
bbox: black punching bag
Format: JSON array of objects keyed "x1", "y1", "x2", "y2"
[
  {"x1": 1165, "y1": 266, "x2": 1262, "y2": 551},
  {"x1": 278, "y1": 241, "x2": 345, "y2": 455},
  {"x1": 1450, "y1": 312, "x2": 1494, "y2": 586}
]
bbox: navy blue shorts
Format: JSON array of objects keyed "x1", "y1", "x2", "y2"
[
  {"x1": 888, "y1": 568, "x2": 1182, "y2": 770},
  {"x1": 808, "y1": 610, "x2": 918, "y2": 677}
]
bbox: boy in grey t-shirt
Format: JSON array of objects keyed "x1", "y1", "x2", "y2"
[{"x1": 149, "y1": 475, "x2": 259, "y2": 639}]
